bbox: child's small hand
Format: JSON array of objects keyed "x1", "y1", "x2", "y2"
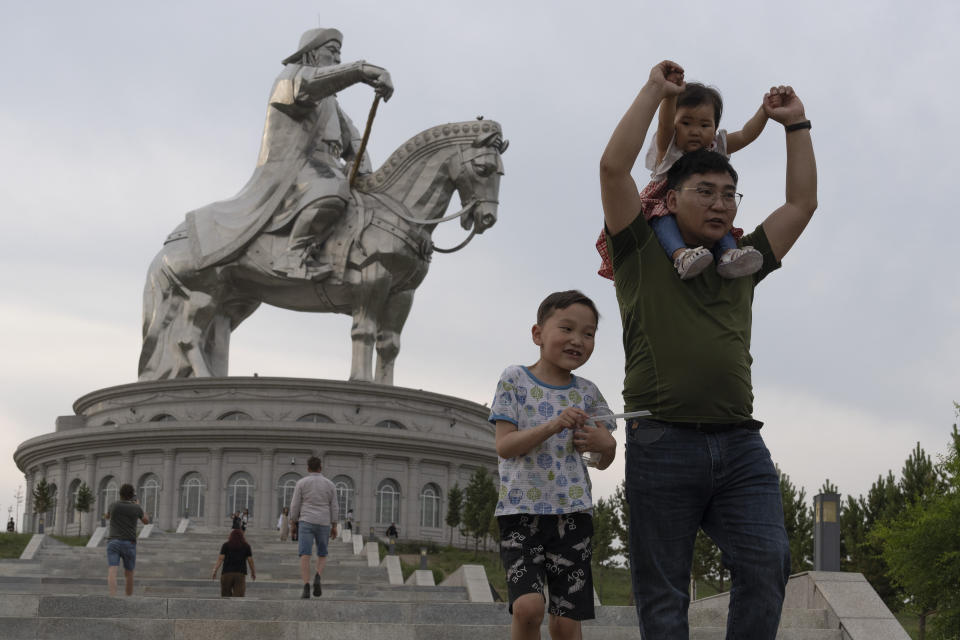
[
  {"x1": 763, "y1": 85, "x2": 806, "y2": 125},
  {"x1": 572, "y1": 422, "x2": 616, "y2": 455},
  {"x1": 648, "y1": 60, "x2": 685, "y2": 96},
  {"x1": 551, "y1": 407, "x2": 589, "y2": 434}
]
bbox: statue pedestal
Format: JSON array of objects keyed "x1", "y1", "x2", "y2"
[{"x1": 14, "y1": 378, "x2": 495, "y2": 542}]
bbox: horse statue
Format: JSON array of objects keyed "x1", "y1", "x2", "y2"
[{"x1": 139, "y1": 119, "x2": 506, "y2": 384}]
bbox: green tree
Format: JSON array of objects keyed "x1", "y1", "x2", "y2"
[
  {"x1": 74, "y1": 483, "x2": 94, "y2": 533},
  {"x1": 840, "y1": 471, "x2": 903, "y2": 610},
  {"x1": 462, "y1": 467, "x2": 498, "y2": 554},
  {"x1": 591, "y1": 497, "x2": 618, "y2": 568},
  {"x1": 780, "y1": 466, "x2": 814, "y2": 574},
  {"x1": 445, "y1": 484, "x2": 463, "y2": 546},
  {"x1": 609, "y1": 480, "x2": 630, "y2": 566},
  {"x1": 32, "y1": 479, "x2": 55, "y2": 534},
  {"x1": 900, "y1": 442, "x2": 940, "y2": 506},
  {"x1": 691, "y1": 530, "x2": 727, "y2": 593},
  {"x1": 873, "y1": 420, "x2": 960, "y2": 640}
]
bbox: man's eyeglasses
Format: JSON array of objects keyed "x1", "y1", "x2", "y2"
[{"x1": 681, "y1": 186, "x2": 743, "y2": 210}]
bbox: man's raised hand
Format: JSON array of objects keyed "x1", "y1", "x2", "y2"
[
  {"x1": 649, "y1": 60, "x2": 685, "y2": 96},
  {"x1": 763, "y1": 86, "x2": 806, "y2": 126}
]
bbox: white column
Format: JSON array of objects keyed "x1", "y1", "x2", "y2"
[
  {"x1": 405, "y1": 458, "x2": 421, "y2": 540},
  {"x1": 361, "y1": 454, "x2": 374, "y2": 536},
  {"x1": 259, "y1": 449, "x2": 275, "y2": 529},
  {"x1": 83, "y1": 455, "x2": 96, "y2": 535},
  {"x1": 162, "y1": 450, "x2": 176, "y2": 530},
  {"x1": 208, "y1": 448, "x2": 223, "y2": 528},
  {"x1": 447, "y1": 463, "x2": 461, "y2": 547},
  {"x1": 24, "y1": 469, "x2": 36, "y2": 534},
  {"x1": 120, "y1": 452, "x2": 133, "y2": 487},
  {"x1": 54, "y1": 460, "x2": 68, "y2": 535}
]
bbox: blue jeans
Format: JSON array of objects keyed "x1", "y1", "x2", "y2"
[
  {"x1": 650, "y1": 214, "x2": 737, "y2": 260},
  {"x1": 106, "y1": 539, "x2": 137, "y2": 570},
  {"x1": 297, "y1": 521, "x2": 331, "y2": 557},
  {"x1": 625, "y1": 419, "x2": 790, "y2": 639}
]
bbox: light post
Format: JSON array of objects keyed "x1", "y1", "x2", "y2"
[
  {"x1": 813, "y1": 493, "x2": 841, "y2": 571},
  {"x1": 13, "y1": 486, "x2": 24, "y2": 533}
]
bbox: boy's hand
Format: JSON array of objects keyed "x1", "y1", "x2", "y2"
[
  {"x1": 572, "y1": 422, "x2": 616, "y2": 455},
  {"x1": 763, "y1": 85, "x2": 806, "y2": 126},
  {"x1": 551, "y1": 407, "x2": 589, "y2": 434},
  {"x1": 648, "y1": 60, "x2": 685, "y2": 97}
]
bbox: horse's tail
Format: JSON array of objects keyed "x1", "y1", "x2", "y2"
[{"x1": 138, "y1": 253, "x2": 170, "y2": 379}]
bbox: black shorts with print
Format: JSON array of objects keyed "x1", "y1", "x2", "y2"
[{"x1": 498, "y1": 512, "x2": 595, "y2": 621}]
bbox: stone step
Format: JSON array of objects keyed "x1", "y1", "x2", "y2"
[
  {"x1": 0, "y1": 578, "x2": 470, "y2": 602},
  {"x1": 0, "y1": 594, "x2": 835, "y2": 627},
  {"x1": 0, "y1": 595, "x2": 841, "y2": 640},
  {"x1": 0, "y1": 619, "x2": 843, "y2": 640}
]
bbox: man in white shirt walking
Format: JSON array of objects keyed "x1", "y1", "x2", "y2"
[{"x1": 289, "y1": 456, "x2": 339, "y2": 599}]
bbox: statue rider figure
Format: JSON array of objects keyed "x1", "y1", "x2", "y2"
[{"x1": 184, "y1": 28, "x2": 394, "y2": 280}]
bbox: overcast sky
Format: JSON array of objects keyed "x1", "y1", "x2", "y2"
[{"x1": 2, "y1": 0, "x2": 958, "y2": 526}]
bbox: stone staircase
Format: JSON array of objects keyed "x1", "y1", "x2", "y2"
[{"x1": 0, "y1": 529, "x2": 902, "y2": 639}]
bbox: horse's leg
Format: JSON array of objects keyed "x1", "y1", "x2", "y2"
[
  {"x1": 350, "y1": 262, "x2": 391, "y2": 382},
  {"x1": 205, "y1": 297, "x2": 261, "y2": 377},
  {"x1": 206, "y1": 314, "x2": 233, "y2": 377},
  {"x1": 177, "y1": 288, "x2": 218, "y2": 377},
  {"x1": 140, "y1": 249, "x2": 218, "y2": 379},
  {"x1": 374, "y1": 289, "x2": 415, "y2": 386}
]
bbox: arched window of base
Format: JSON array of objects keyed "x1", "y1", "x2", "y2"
[
  {"x1": 332, "y1": 475, "x2": 355, "y2": 519},
  {"x1": 277, "y1": 473, "x2": 301, "y2": 517},
  {"x1": 375, "y1": 479, "x2": 400, "y2": 524},
  {"x1": 138, "y1": 473, "x2": 161, "y2": 522},
  {"x1": 420, "y1": 483, "x2": 442, "y2": 529},
  {"x1": 226, "y1": 472, "x2": 255, "y2": 516},
  {"x1": 66, "y1": 479, "x2": 81, "y2": 525},
  {"x1": 218, "y1": 411, "x2": 252, "y2": 421},
  {"x1": 149, "y1": 414, "x2": 177, "y2": 422},
  {"x1": 98, "y1": 477, "x2": 118, "y2": 519},
  {"x1": 375, "y1": 420, "x2": 407, "y2": 430},
  {"x1": 45, "y1": 483, "x2": 58, "y2": 529},
  {"x1": 178, "y1": 472, "x2": 205, "y2": 519},
  {"x1": 297, "y1": 413, "x2": 334, "y2": 424}
]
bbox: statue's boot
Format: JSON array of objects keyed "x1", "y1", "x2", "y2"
[
  {"x1": 272, "y1": 250, "x2": 333, "y2": 280},
  {"x1": 272, "y1": 198, "x2": 344, "y2": 280}
]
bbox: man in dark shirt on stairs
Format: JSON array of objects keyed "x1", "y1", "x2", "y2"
[{"x1": 105, "y1": 483, "x2": 149, "y2": 596}]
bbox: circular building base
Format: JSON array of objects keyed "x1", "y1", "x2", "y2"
[{"x1": 14, "y1": 378, "x2": 495, "y2": 540}]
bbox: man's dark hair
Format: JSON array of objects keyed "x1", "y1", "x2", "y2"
[
  {"x1": 537, "y1": 290, "x2": 599, "y2": 325},
  {"x1": 307, "y1": 456, "x2": 322, "y2": 472},
  {"x1": 119, "y1": 484, "x2": 135, "y2": 500},
  {"x1": 677, "y1": 82, "x2": 723, "y2": 127},
  {"x1": 665, "y1": 149, "x2": 738, "y2": 192}
]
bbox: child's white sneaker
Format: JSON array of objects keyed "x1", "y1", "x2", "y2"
[
  {"x1": 716, "y1": 247, "x2": 763, "y2": 279},
  {"x1": 674, "y1": 247, "x2": 712, "y2": 280}
]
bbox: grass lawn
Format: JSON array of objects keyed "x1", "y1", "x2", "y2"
[
  {"x1": 50, "y1": 535, "x2": 90, "y2": 547},
  {"x1": 0, "y1": 533, "x2": 33, "y2": 559},
  {"x1": 895, "y1": 612, "x2": 920, "y2": 640},
  {"x1": 390, "y1": 542, "x2": 729, "y2": 606},
  {"x1": 396, "y1": 544, "x2": 508, "y2": 600}
]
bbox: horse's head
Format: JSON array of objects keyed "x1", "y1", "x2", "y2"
[{"x1": 455, "y1": 123, "x2": 508, "y2": 234}]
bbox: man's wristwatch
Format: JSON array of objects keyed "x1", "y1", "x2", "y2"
[{"x1": 785, "y1": 120, "x2": 812, "y2": 132}]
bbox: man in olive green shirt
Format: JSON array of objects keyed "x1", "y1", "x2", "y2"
[{"x1": 599, "y1": 60, "x2": 817, "y2": 640}]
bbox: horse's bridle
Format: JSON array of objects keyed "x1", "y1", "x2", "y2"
[{"x1": 361, "y1": 142, "x2": 500, "y2": 253}]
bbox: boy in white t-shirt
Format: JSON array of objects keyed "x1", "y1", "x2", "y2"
[{"x1": 489, "y1": 290, "x2": 616, "y2": 640}]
